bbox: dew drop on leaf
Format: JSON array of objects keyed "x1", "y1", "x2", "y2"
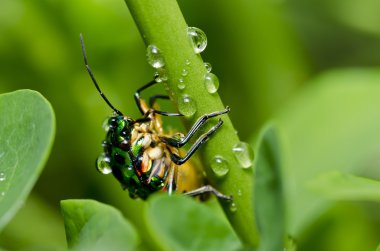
[{"x1": 0, "y1": 173, "x2": 6, "y2": 182}]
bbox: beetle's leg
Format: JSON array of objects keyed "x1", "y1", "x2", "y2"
[
  {"x1": 184, "y1": 185, "x2": 232, "y2": 201},
  {"x1": 149, "y1": 94, "x2": 169, "y2": 107},
  {"x1": 135, "y1": 80, "x2": 183, "y2": 117},
  {"x1": 160, "y1": 106, "x2": 230, "y2": 148},
  {"x1": 165, "y1": 165, "x2": 177, "y2": 195},
  {"x1": 134, "y1": 117, "x2": 152, "y2": 124},
  {"x1": 134, "y1": 79, "x2": 156, "y2": 115},
  {"x1": 169, "y1": 119, "x2": 223, "y2": 165}
]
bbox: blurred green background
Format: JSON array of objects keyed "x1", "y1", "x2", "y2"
[{"x1": 1, "y1": 0, "x2": 380, "y2": 250}]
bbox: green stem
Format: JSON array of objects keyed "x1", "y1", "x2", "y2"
[{"x1": 125, "y1": 0, "x2": 258, "y2": 247}]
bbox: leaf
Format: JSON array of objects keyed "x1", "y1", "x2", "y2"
[
  {"x1": 307, "y1": 171, "x2": 380, "y2": 201},
  {"x1": 254, "y1": 125, "x2": 285, "y2": 251},
  {"x1": 376, "y1": 243, "x2": 380, "y2": 251},
  {"x1": 0, "y1": 90, "x2": 55, "y2": 231},
  {"x1": 60, "y1": 199, "x2": 139, "y2": 251},
  {"x1": 145, "y1": 194, "x2": 242, "y2": 251},
  {"x1": 274, "y1": 68, "x2": 380, "y2": 235},
  {"x1": 0, "y1": 194, "x2": 66, "y2": 250}
]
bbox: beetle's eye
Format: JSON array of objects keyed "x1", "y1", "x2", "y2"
[
  {"x1": 126, "y1": 118, "x2": 134, "y2": 125},
  {"x1": 109, "y1": 117, "x2": 118, "y2": 128}
]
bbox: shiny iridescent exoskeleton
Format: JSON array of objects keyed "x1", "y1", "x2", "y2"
[
  {"x1": 100, "y1": 108, "x2": 182, "y2": 199},
  {"x1": 81, "y1": 34, "x2": 231, "y2": 200}
]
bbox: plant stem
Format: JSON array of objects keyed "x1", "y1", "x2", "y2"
[{"x1": 125, "y1": 0, "x2": 258, "y2": 247}]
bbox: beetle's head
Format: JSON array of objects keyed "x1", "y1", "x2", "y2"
[{"x1": 104, "y1": 115, "x2": 134, "y2": 144}]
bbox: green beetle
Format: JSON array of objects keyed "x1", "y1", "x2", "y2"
[{"x1": 81, "y1": 34, "x2": 231, "y2": 200}]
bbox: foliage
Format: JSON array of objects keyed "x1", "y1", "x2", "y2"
[
  {"x1": 61, "y1": 199, "x2": 139, "y2": 251},
  {"x1": 0, "y1": 90, "x2": 56, "y2": 249},
  {"x1": 1, "y1": 0, "x2": 380, "y2": 250},
  {"x1": 0, "y1": 90, "x2": 55, "y2": 230}
]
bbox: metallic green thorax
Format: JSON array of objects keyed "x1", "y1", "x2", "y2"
[{"x1": 98, "y1": 115, "x2": 168, "y2": 199}]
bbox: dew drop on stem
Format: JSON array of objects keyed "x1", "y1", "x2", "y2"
[
  {"x1": 210, "y1": 155, "x2": 229, "y2": 177},
  {"x1": 229, "y1": 202, "x2": 237, "y2": 213},
  {"x1": 178, "y1": 94, "x2": 196, "y2": 117},
  {"x1": 181, "y1": 68, "x2": 188, "y2": 77},
  {"x1": 187, "y1": 27, "x2": 207, "y2": 54},
  {"x1": 232, "y1": 141, "x2": 254, "y2": 169},
  {"x1": 204, "y1": 73, "x2": 219, "y2": 94},
  {"x1": 146, "y1": 44, "x2": 165, "y2": 68},
  {"x1": 204, "y1": 62, "x2": 212, "y2": 73},
  {"x1": 154, "y1": 68, "x2": 168, "y2": 83},
  {"x1": 177, "y1": 78, "x2": 186, "y2": 90}
]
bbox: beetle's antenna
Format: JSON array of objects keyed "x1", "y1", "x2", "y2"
[{"x1": 80, "y1": 33, "x2": 123, "y2": 116}]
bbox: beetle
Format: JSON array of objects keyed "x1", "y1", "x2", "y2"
[{"x1": 80, "y1": 34, "x2": 231, "y2": 200}]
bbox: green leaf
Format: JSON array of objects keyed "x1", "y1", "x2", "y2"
[
  {"x1": 274, "y1": 68, "x2": 380, "y2": 235},
  {"x1": 376, "y1": 243, "x2": 380, "y2": 251},
  {"x1": 0, "y1": 90, "x2": 55, "y2": 231},
  {"x1": 254, "y1": 125, "x2": 285, "y2": 251},
  {"x1": 145, "y1": 194, "x2": 242, "y2": 251},
  {"x1": 307, "y1": 171, "x2": 380, "y2": 201},
  {"x1": 60, "y1": 199, "x2": 139, "y2": 251},
  {"x1": 0, "y1": 194, "x2": 66, "y2": 250}
]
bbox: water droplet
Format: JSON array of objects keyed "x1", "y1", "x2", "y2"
[
  {"x1": 146, "y1": 44, "x2": 165, "y2": 68},
  {"x1": 154, "y1": 68, "x2": 168, "y2": 82},
  {"x1": 185, "y1": 59, "x2": 191, "y2": 66},
  {"x1": 0, "y1": 173, "x2": 6, "y2": 182},
  {"x1": 96, "y1": 153, "x2": 112, "y2": 174},
  {"x1": 178, "y1": 94, "x2": 196, "y2": 117},
  {"x1": 232, "y1": 141, "x2": 254, "y2": 168},
  {"x1": 237, "y1": 189, "x2": 243, "y2": 197},
  {"x1": 177, "y1": 78, "x2": 186, "y2": 90},
  {"x1": 0, "y1": 192, "x2": 5, "y2": 196},
  {"x1": 204, "y1": 62, "x2": 212, "y2": 73},
  {"x1": 102, "y1": 117, "x2": 111, "y2": 132},
  {"x1": 210, "y1": 155, "x2": 229, "y2": 177},
  {"x1": 229, "y1": 202, "x2": 237, "y2": 213},
  {"x1": 204, "y1": 73, "x2": 219, "y2": 94},
  {"x1": 163, "y1": 82, "x2": 170, "y2": 92},
  {"x1": 181, "y1": 68, "x2": 188, "y2": 77},
  {"x1": 187, "y1": 27, "x2": 207, "y2": 54}
]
